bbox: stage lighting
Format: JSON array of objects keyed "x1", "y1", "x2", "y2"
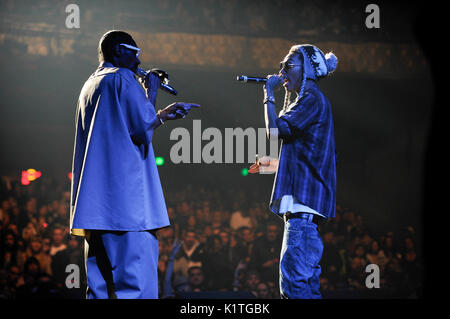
[
  {"x1": 155, "y1": 156, "x2": 165, "y2": 166},
  {"x1": 21, "y1": 168, "x2": 42, "y2": 185}
]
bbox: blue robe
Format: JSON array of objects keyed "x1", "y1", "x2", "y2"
[{"x1": 70, "y1": 62, "x2": 170, "y2": 237}]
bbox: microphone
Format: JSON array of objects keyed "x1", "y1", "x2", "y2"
[
  {"x1": 136, "y1": 67, "x2": 178, "y2": 95},
  {"x1": 236, "y1": 75, "x2": 267, "y2": 84}
]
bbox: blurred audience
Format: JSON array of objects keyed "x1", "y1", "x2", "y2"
[{"x1": 0, "y1": 175, "x2": 422, "y2": 299}]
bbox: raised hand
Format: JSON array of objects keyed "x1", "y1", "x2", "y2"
[{"x1": 158, "y1": 102, "x2": 200, "y2": 121}]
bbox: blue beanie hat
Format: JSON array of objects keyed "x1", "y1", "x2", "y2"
[{"x1": 290, "y1": 44, "x2": 338, "y2": 99}]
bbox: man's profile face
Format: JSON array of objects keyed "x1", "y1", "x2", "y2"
[
  {"x1": 279, "y1": 52, "x2": 303, "y2": 93},
  {"x1": 116, "y1": 43, "x2": 141, "y2": 73}
]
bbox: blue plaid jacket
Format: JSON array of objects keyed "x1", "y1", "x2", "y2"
[{"x1": 270, "y1": 81, "x2": 336, "y2": 219}]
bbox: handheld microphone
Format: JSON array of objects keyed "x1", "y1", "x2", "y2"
[
  {"x1": 236, "y1": 75, "x2": 267, "y2": 83},
  {"x1": 136, "y1": 68, "x2": 178, "y2": 95}
]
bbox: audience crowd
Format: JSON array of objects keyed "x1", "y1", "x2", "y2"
[{"x1": 0, "y1": 175, "x2": 422, "y2": 299}]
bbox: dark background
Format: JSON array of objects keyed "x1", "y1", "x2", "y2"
[{"x1": 0, "y1": 0, "x2": 433, "y2": 239}]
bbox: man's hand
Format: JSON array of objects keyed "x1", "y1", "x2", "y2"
[
  {"x1": 139, "y1": 71, "x2": 161, "y2": 93},
  {"x1": 264, "y1": 74, "x2": 283, "y2": 98},
  {"x1": 249, "y1": 155, "x2": 270, "y2": 174},
  {"x1": 249, "y1": 156, "x2": 279, "y2": 174},
  {"x1": 158, "y1": 102, "x2": 200, "y2": 122}
]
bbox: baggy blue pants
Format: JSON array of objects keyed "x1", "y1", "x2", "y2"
[
  {"x1": 279, "y1": 217, "x2": 324, "y2": 299},
  {"x1": 84, "y1": 230, "x2": 159, "y2": 299}
]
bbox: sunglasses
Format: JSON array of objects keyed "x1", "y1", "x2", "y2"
[
  {"x1": 279, "y1": 61, "x2": 302, "y2": 72},
  {"x1": 119, "y1": 43, "x2": 141, "y2": 57}
]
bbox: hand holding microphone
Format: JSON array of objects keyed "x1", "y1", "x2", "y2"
[
  {"x1": 139, "y1": 69, "x2": 161, "y2": 98},
  {"x1": 236, "y1": 74, "x2": 283, "y2": 97},
  {"x1": 264, "y1": 74, "x2": 283, "y2": 97},
  {"x1": 136, "y1": 68, "x2": 199, "y2": 123},
  {"x1": 137, "y1": 68, "x2": 178, "y2": 95}
]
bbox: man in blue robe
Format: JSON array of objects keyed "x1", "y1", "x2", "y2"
[
  {"x1": 70, "y1": 30, "x2": 199, "y2": 299},
  {"x1": 249, "y1": 44, "x2": 338, "y2": 298}
]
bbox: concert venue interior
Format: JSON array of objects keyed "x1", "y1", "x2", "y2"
[{"x1": 0, "y1": 0, "x2": 434, "y2": 301}]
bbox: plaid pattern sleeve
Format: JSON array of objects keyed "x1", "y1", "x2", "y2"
[
  {"x1": 270, "y1": 82, "x2": 337, "y2": 219},
  {"x1": 275, "y1": 92, "x2": 319, "y2": 139}
]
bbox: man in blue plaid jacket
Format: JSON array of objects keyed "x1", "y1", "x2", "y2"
[{"x1": 249, "y1": 44, "x2": 338, "y2": 299}]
